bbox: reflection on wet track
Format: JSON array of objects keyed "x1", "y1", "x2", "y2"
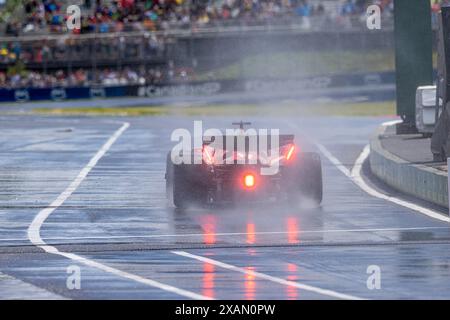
[{"x1": 0, "y1": 115, "x2": 450, "y2": 299}]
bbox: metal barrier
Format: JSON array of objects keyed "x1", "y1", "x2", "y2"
[{"x1": 0, "y1": 71, "x2": 395, "y2": 103}]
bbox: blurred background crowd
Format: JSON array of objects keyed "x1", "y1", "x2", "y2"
[
  {"x1": 0, "y1": 66, "x2": 169, "y2": 88},
  {"x1": 0, "y1": 0, "x2": 442, "y2": 89},
  {"x1": 1, "y1": 0, "x2": 395, "y2": 36}
]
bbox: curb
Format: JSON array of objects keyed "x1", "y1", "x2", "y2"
[{"x1": 369, "y1": 125, "x2": 449, "y2": 210}]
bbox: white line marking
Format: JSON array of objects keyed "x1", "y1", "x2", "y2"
[
  {"x1": 380, "y1": 120, "x2": 404, "y2": 127},
  {"x1": 27, "y1": 122, "x2": 210, "y2": 300},
  {"x1": 316, "y1": 143, "x2": 351, "y2": 177},
  {"x1": 317, "y1": 120, "x2": 450, "y2": 223},
  {"x1": 352, "y1": 145, "x2": 450, "y2": 222},
  {"x1": 172, "y1": 251, "x2": 364, "y2": 300},
  {"x1": 3, "y1": 226, "x2": 448, "y2": 243}
]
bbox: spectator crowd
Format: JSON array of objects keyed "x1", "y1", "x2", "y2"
[
  {"x1": 2, "y1": 0, "x2": 396, "y2": 36},
  {"x1": 1, "y1": 0, "x2": 445, "y2": 89},
  {"x1": 0, "y1": 64, "x2": 199, "y2": 88}
]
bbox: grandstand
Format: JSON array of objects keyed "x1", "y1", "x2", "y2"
[
  {"x1": 0, "y1": 0, "x2": 411, "y2": 91},
  {"x1": 1, "y1": 0, "x2": 394, "y2": 36}
]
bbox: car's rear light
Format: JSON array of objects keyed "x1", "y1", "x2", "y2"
[
  {"x1": 265, "y1": 144, "x2": 297, "y2": 166},
  {"x1": 286, "y1": 145, "x2": 295, "y2": 161},
  {"x1": 203, "y1": 145, "x2": 215, "y2": 165},
  {"x1": 244, "y1": 174, "x2": 255, "y2": 188}
]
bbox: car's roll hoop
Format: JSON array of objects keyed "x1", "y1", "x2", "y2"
[{"x1": 232, "y1": 121, "x2": 252, "y2": 130}]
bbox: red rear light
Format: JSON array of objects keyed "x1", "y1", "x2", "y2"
[
  {"x1": 203, "y1": 145, "x2": 215, "y2": 165},
  {"x1": 244, "y1": 174, "x2": 255, "y2": 188},
  {"x1": 286, "y1": 145, "x2": 295, "y2": 161}
]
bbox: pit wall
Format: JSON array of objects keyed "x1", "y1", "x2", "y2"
[{"x1": 370, "y1": 125, "x2": 449, "y2": 210}]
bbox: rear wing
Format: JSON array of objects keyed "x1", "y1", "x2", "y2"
[{"x1": 203, "y1": 134, "x2": 294, "y2": 150}]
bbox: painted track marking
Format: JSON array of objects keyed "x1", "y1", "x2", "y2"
[
  {"x1": 316, "y1": 120, "x2": 450, "y2": 223},
  {"x1": 2, "y1": 226, "x2": 444, "y2": 243},
  {"x1": 27, "y1": 122, "x2": 210, "y2": 300},
  {"x1": 172, "y1": 251, "x2": 364, "y2": 300}
]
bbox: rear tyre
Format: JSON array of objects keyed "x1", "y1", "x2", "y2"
[
  {"x1": 300, "y1": 153, "x2": 323, "y2": 206},
  {"x1": 166, "y1": 152, "x2": 206, "y2": 209},
  {"x1": 165, "y1": 153, "x2": 174, "y2": 206},
  {"x1": 173, "y1": 165, "x2": 194, "y2": 209}
]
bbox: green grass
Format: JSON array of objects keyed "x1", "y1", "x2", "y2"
[
  {"x1": 197, "y1": 50, "x2": 395, "y2": 80},
  {"x1": 33, "y1": 106, "x2": 168, "y2": 116},
  {"x1": 33, "y1": 101, "x2": 396, "y2": 117}
]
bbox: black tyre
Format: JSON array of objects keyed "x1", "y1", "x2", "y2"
[
  {"x1": 166, "y1": 152, "x2": 205, "y2": 208},
  {"x1": 300, "y1": 152, "x2": 323, "y2": 206},
  {"x1": 165, "y1": 152, "x2": 174, "y2": 206},
  {"x1": 173, "y1": 165, "x2": 208, "y2": 208},
  {"x1": 173, "y1": 165, "x2": 196, "y2": 208}
]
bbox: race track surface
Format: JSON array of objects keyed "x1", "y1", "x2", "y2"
[{"x1": 1, "y1": 114, "x2": 450, "y2": 300}]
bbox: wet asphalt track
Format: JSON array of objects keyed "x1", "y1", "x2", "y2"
[{"x1": 1, "y1": 113, "x2": 450, "y2": 300}]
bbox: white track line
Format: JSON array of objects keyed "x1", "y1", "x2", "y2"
[
  {"x1": 4, "y1": 226, "x2": 447, "y2": 243},
  {"x1": 317, "y1": 120, "x2": 450, "y2": 223},
  {"x1": 316, "y1": 143, "x2": 351, "y2": 177},
  {"x1": 172, "y1": 251, "x2": 364, "y2": 300},
  {"x1": 27, "y1": 122, "x2": 210, "y2": 300}
]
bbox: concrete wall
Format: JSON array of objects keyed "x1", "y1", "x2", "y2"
[{"x1": 370, "y1": 125, "x2": 449, "y2": 210}]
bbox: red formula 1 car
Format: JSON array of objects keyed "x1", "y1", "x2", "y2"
[{"x1": 166, "y1": 122, "x2": 322, "y2": 208}]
